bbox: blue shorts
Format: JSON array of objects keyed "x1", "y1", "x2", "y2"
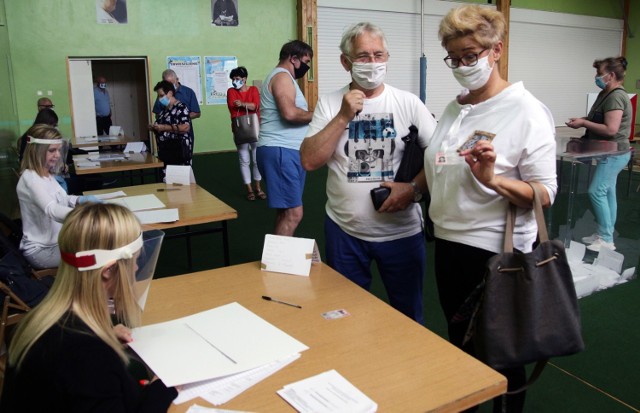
[{"x1": 257, "y1": 146, "x2": 306, "y2": 209}]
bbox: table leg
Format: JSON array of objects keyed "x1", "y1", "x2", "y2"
[
  {"x1": 564, "y1": 159, "x2": 580, "y2": 248},
  {"x1": 186, "y1": 225, "x2": 193, "y2": 272},
  {"x1": 223, "y1": 221, "x2": 230, "y2": 266}
]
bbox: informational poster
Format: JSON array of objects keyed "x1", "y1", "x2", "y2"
[
  {"x1": 204, "y1": 56, "x2": 237, "y2": 105},
  {"x1": 166, "y1": 56, "x2": 203, "y2": 105}
]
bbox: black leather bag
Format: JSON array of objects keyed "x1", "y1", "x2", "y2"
[
  {"x1": 232, "y1": 108, "x2": 259, "y2": 145},
  {"x1": 466, "y1": 183, "x2": 584, "y2": 380}
]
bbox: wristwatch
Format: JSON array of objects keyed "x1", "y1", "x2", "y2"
[{"x1": 410, "y1": 181, "x2": 423, "y2": 202}]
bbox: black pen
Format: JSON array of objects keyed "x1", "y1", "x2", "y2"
[{"x1": 261, "y1": 295, "x2": 302, "y2": 309}]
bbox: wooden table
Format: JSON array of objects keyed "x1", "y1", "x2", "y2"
[
  {"x1": 86, "y1": 183, "x2": 237, "y2": 267},
  {"x1": 73, "y1": 152, "x2": 164, "y2": 184},
  {"x1": 73, "y1": 135, "x2": 144, "y2": 148},
  {"x1": 143, "y1": 262, "x2": 507, "y2": 412}
]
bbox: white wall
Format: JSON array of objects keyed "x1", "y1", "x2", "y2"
[{"x1": 317, "y1": 0, "x2": 623, "y2": 125}]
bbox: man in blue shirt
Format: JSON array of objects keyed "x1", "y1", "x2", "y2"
[
  {"x1": 152, "y1": 69, "x2": 201, "y2": 160},
  {"x1": 93, "y1": 75, "x2": 112, "y2": 136}
]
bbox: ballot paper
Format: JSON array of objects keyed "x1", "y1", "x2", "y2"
[
  {"x1": 174, "y1": 353, "x2": 301, "y2": 405},
  {"x1": 134, "y1": 208, "x2": 179, "y2": 224},
  {"x1": 93, "y1": 191, "x2": 127, "y2": 200},
  {"x1": 186, "y1": 405, "x2": 256, "y2": 413},
  {"x1": 278, "y1": 369, "x2": 377, "y2": 413},
  {"x1": 261, "y1": 234, "x2": 321, "y2": 276},
  {"x1": 88, "y1": 153, "x2": 128, "y2": 162},
  {"x1": 107, "y1": 194, "x2": 165, "y2": 211},
  {"x1": 129, "y1": 302, "x2": 309, "y2": 387}
]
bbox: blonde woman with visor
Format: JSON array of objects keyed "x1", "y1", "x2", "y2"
[{"x1": 1, "y1": 203, "x2": 178, "y2": 412}]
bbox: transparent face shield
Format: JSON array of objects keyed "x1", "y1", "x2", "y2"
[
  {"x1": 61, "y1": 229, "x2": 165, "y2": 310},
  {"x1": 49, "y1": 138, "x2": 70, "y2": 176},
  {"x1": 133, "y1": 230, "x2": 164, "y2": 310}
]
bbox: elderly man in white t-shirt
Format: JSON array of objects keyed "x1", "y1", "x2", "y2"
[{"x1": 300, "y1": 22, "x2": 437, "y2": 324}]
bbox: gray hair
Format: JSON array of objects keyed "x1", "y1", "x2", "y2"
[
  {"x1": 162, "y1": 69, "x2": 177, "y2": 80},
  {"x1": 339, "y1": 22, "x2": 388, "y2": 57}
]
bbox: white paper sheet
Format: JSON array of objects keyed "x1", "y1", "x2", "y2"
[
  {"x1": 174, "y1": 353, "x2": 301, "y2": 405},
  {"x1": 593, "y1": 247, "x2": 624, "y2": 274},
  {"x1": 186, "y1": 405, "x2": 256, "y2": 413},
  {"x1": 278, "y1": 369, "x2": 377, "y2": 413},
  {"x1": 129, "y1": 302, "x2": 309, "y2": 387},
  {"x1": 88, "y1": 153, "x2": 128, "y2": 161},
  {"x1": 93, "y1": 191, "x2": 127, "y2": 200},
  {"x1": 134, "y1": 208, "x2": 179, "y2": 224},
  {"x1": 260, "y1": 234, "x2": 320, "y2": 276},
  {"x1": 107, "y1": 194, "x2": 165, "y2": 211},
  {"x1": 124, "y1": 142, "x2": 146, "y2": 153},
  {"x1": 75, "y1": 161, "x2": 100, "y2": 168},
  {"x1": 166, "y1": 165, "x2": 196, "y2": 185}
]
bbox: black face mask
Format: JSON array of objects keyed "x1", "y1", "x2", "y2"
[{"x1": 294, "y1": 60, "x2": 310, "y2": 79}]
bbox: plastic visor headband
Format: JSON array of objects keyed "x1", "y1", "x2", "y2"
[
  {"x1": 61, "y1": 234, "x2": 144, "y2": 271},
  {"x1": 26, "y1": 135, "x2": 64, "y2": 145}
]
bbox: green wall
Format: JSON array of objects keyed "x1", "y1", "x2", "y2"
[
  {"x1": 3, "y1": 0, "x2": 297, "y2": 153},
  {"x1": 1, "y1": 0, "x2": 637, "y2": 155}
]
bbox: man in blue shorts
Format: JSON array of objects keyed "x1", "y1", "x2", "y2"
[{"x1": 257, "y1": 40, "x2": 314, "y2": 236}]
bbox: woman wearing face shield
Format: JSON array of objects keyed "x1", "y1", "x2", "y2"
[
  {"x1": 423, "y1": 5, "x2": 557, "y2": 412},
  {"x1": 16, "y1": 125, "x2": 99, "y2": 269},
  {"x1": 566, "y1": 57, "x2": 632, "y2": 252},
  {"x1": 227, "y1": 66, "x2": 266, "y2": 201},
  {"x1": 1, "y1": 203, "x2": 178, "y2": 412}
]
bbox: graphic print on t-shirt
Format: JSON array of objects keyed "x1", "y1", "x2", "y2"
[{"x1": 346, "y1": 113, "x2": 396, "y2": 183}]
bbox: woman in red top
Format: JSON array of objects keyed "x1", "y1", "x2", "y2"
[{"x1": 227, "y1": 66, "x2": 266, "y2": 201}]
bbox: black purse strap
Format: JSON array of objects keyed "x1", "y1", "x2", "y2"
[{"x1": 500, "y1": 181, "x2": 551, "y2": 397}]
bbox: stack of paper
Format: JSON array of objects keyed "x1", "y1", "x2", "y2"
[
  {"x1": 130, "y1": 302, "x2": 308, "y2": 397},
  {"x1": 104, "y1": 194, "x2": 179, "y2": 224},
  {"x1": 278, "y1": 370, "x2": 377, "y2": 413},
  {"x1": 88, "y1": 153, "x2": 128, "y2": 161},
  {"x1": 175, "y1": 353, "x2": 300, "y2": 406}
]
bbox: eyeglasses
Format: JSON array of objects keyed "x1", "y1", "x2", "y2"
[
  {"x1": 39, "y1": 104, "x2": 55, "y2": 109},
  {"x1": 348, "y1": 52, "x2": 389, "y2": 64},
  {"x1": 443, "y1": 49, "x2": 488, "y2": 69}
]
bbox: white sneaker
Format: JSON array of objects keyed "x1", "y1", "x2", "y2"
[
  {"x1": 581, "y1": 233, "x2": 600, "y2": 244},
  {"x1": 586, "y1": 238, "x2": 616, "y2": 252}
]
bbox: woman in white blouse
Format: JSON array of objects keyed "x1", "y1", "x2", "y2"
[{"x1": 17, "y1": 124, "x2": 97, "y2": 268}]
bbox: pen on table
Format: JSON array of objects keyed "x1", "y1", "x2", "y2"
[{"x1": 261, "y1": 295, "x2": 302, "y2": 309}]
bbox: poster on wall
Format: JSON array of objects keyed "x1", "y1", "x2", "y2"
[
  {"x1": 166, "y1": 56, "x2": 204, "y2": 105},
  {"x1": 211, "y1": 0, "x2": 239, "y2": 26},
  {"x1": 204, "y1": 56, "x2": 237, "y2": 105},
  {"x1": 96, "y1": 0, "x2": 128, "y2": 24}
]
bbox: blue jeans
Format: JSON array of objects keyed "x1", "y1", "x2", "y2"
[
  {"x1": 324, "y1": 216, "x2": 426, "y2": 324},
  {"x1": 588, "y1": 152, "x2": 631, "y2": 243}
]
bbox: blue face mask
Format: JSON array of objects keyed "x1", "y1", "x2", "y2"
[
  {"x1": 159, "y1": 96, "x2": 170, "y2": 107},
  {"x1": 232, "y1": 79, "x2": 244, "y2": 89},
  {"x1": 595, "y1": 73, "x2": 609, "y2": 90}
]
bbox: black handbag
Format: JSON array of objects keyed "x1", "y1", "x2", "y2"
[
  {"x1": 368, "y1": 125, "x2": 434, "y2": 240},
  {"x1": 232, "y1": 107, "x2": 259, "y2": 145},
  {"x1": 466, "y1": 183, "x2": 584, "y2": 388}
]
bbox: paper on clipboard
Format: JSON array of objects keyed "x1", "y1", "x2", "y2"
[{"x1": 260, "y1": 234, "x2": 321, "y2": 277}]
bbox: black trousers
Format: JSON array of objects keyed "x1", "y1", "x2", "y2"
[
  {"x1": 434, "y1": 238, "x2": 526, "y2": 413},
  {"x1": 96, "y1": 115, "x2": 112, "y2": 136}
]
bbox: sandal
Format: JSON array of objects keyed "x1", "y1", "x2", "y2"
[
  {"x1": 247, "y1": 191, "x2": 256, "y2": 201},
  {"x1": 256, "y1": 190, "x2": 267, "y2": 200}
]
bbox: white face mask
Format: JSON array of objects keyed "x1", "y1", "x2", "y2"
[
  {"x1": 452, "y1": 55, "x2": 494, "y2": 91},
  {"x1": 351, "y1": 62, "x2": 387, "y2": 90}
]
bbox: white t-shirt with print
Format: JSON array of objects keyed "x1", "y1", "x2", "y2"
[{"x1": 306, "y1": 84, "x2": 437, "y2": 242}]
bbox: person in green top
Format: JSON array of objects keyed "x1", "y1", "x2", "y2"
[{"x1": 566, "y1": 56, "x2": 632, "y2": 252}]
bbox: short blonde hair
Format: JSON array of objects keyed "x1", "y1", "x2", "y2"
[
  {"x1": 20, "y1": 124, "x2": 62, "y2": 177},
  {"x1": 9, "y1": 203, "x2": 142, "y2": 368},
  {"x1": 439, "y1": 5, "x2": 506, "y2": 49}
]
